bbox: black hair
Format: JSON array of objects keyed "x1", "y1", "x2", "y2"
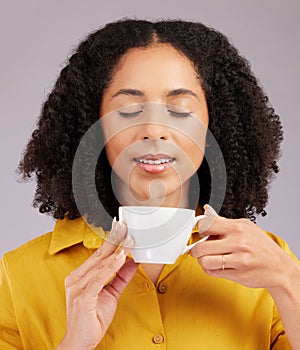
[{"x1": 18, "y1": 18, "x2": 283, "y2": 228}]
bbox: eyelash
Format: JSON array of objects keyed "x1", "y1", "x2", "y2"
[
  {"x1": 118, "y1": 110, "x2": 192, "y2": 118},
  {"x1": 118, "y1": 111, "x2": 143, "y2": 118},
  {"x1": 167, "y1": 110, "x2": 192, "y2": 118}
]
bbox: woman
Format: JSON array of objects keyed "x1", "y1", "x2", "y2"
[{"x1": 0, "y1": 19, "x2": 299, "y2": 349}]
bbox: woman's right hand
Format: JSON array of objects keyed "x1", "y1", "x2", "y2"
[{"x1": 57, "y1": 221, "x2": 137, "y2": 350}]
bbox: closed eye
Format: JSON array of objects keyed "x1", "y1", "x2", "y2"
[
  {"x1": 118, "y1": 110, "x2": 143, "y2": 118},
  {"x1": 167, "y1": 110, "x2": 192, "y2": 118}
]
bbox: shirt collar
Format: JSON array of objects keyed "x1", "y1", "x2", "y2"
[
  {"x1": 49, "y1": 217, "x2": 106, "y2": 255},
  {"x1": 48, "y1": 216, "x2": 202, "y2": 255}
]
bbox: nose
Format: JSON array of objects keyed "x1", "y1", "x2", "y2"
[
  {"x1": 139, "y1": 105, "x2": 170, "y2": 140},
  {"x1": 141, "y1": 121, "x2": 169, "y2": 140}
]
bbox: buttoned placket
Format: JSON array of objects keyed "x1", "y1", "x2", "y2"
[
  {"x1": 133, "y1": 268, "x2": 167, "y2": 348},
  {"x1": 133, "y1": 255, "x2": 187, "y2": 348}
]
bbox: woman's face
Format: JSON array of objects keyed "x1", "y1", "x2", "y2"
[{"x1": 100, "y1": 44, "x2": 209, "y2": 207}]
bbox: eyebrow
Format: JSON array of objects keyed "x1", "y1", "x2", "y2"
[
  {"x1": 111, "y1": 89, "x2": 144, "y2": 99},
  {"x1": 166, "y1": 88, "x2": 199, "y2": 100},
  {"x1": 110, "y1": 88, "x2": 199, "y2": 100}
]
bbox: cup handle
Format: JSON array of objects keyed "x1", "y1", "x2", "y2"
[{"x1": 182, "y1": 214, "x2": 209, "y2": 254}]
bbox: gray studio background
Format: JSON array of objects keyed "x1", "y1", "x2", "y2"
[{"x1": 0, "y1": 0, "x2": 299, "y2": 258}]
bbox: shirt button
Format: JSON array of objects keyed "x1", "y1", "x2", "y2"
[
  {"x1": 152, "y1": 334, "x2": 164, "y2": 344},
  {"x1": 157, "y1": 282, "x2": 167, "y2": 294}
]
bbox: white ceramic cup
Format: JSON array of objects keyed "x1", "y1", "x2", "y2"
[{"x1": 118, "y1": 206, "x2": 208, "y2": 264}]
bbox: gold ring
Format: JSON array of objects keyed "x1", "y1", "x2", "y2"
[{"x1": 221, "y1": 255, "x2": 225, "y2": 270}]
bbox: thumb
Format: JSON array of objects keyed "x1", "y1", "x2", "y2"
[{"x1": 198, "y1": 204, "x2": 218, "y2": 234}]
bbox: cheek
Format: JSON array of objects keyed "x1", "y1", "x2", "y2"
[
  {"x1": 180, "y1": 143, "x2": 204, "y2": 178},
  {"x1": 104, "y1": 129, "x2": 140, "y2": 183},
  {"x1": 175, "y1": 129, "x2": 207, "y2": 170},
  {"x1": 104, "y1": 134, "x2": 130, "y2": 167}
]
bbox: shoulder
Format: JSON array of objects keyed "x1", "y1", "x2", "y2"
[
  {"x1": 265, "y1": 231, "x2": 289, "y2": 248},
  {"x1": 1, "y1": 230, "x2": 54, "y2": 271},
  {"x1": 2, "y1": 215, "x2": 88, "y2": 263},
  {"x1": 1, "y1": 216, "x2": 98, "y2": 277},
  {"x1": 265, "y1": 230, "x2": 291, "y2": 250}
]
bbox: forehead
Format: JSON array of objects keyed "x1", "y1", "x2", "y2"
[{"x1": 107, "y1": 44, "x2": 200, "y2": 87}]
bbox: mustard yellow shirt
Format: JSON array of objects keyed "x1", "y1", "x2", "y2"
[{"x1": 0, "y1": 217, "x2": 297, "y2": 349}]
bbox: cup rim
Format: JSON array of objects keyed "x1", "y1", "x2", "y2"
[{"x1": 119, "y1": 205, "x2": 195, "y2": 214}]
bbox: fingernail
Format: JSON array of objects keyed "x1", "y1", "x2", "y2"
[
  {"x1": 109, "y1": 219, "x2": 122, "y2": 242},
  {"x1": 111, "y1": 217, "x2": 117, "y2": 230},
  {"x1": 203, "y1": 204, "x2": 218, "y2": 216},
  {"x1": 115, "y1": 249, "x2": 125, "y2": 260}
]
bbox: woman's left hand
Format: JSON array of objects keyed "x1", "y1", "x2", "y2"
[{"x1": 190, "y1": 215, "x2": 294, "y2": 290}]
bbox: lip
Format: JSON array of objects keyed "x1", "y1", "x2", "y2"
[
  {"x1": 133, "y1": 154, "x2": 175, "y2": 174},
  {"x1": 133, "y1": 153, "x2": 175, "y2": 161}
]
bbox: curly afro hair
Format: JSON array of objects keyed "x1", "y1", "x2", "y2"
[{"x1": 18, "y1": 18, "x2": 283, "y2": 228}]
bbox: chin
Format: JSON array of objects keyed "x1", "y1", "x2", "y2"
[{"x1": 128, "y1": 178, "x2": 186, "y2": 207}]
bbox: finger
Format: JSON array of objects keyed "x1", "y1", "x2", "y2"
[
  {"x1": 104, "y1": 258, "x2": 139, "y2": 299},
  {"x1": 190, "y1": 237, "x2": 232, "y2": 258},
  {"x1": 199, "y1": 215, "x2": 225, "y2": 236},
  {"x1": 202, "y1": 216, "x2": 252, "y2": 237},
  {"x1": 199, "y1": 254, "x2": 233, "y2": 271},
  {"x1": 70, "y1": 221, "x2": 127, "y2": 280},
  {"x1": 203, "y1": 268, "x2": 238, "y2": 280},
  {"x1": 77, "y1": 248, "x2": 128, "y2": 298},
  {"x1": 71, "y1": 235, "x2": 135, "y2": 295},
  {"x1": 84, "y1": 235, "x2": 137, "y2": 297},
  {"x1": 118, "y1": 234, "x2": 135, "y2": 253},
  {"x1": 197, "y1": 203, "x2": 219, "y2": 233},
  {"x1": 95, "y1": 220, "x2": 128, "y2": 257}
]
